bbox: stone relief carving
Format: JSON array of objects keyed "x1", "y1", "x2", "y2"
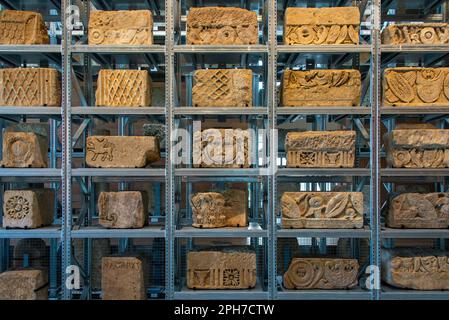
[
  {"x1": 187, "y1": 246, "x2": 257, "y2": 289},
  {"x1": 1, "y1": 132, "x2": 48, "y2": 168},
  {"x1": 285, "y1": 131, "x2": 356, "y2": 168},
  {"x1": 282, "y1": 69, "x2": 361, "y2": 107},
  {"x1": 382, "y1": 23, "x2": 449, "y2": 45},
  {"x1": 96, "y1": 69, "x2": 152, "y2": 107},
  {"x1": 89, "y1": 10, "x2": 153, "y2": 45},
  {"x1": 187, "y1": 7, "x2": 258, "y2": 45},
  {"x1": 0, "y1": 10, "x2": 49, "y2": 45},
  {"x1": 0, "y1": 270, "x2": 48, "y2": 300},
  {"x1": 383, "y1": 67, "x2": 449, "y2": 106},
  {"x1": 192, "y1": 69, "x2": 252, "y2": 107},
  {"x1": 284, "y1": 7, "x2": 360, "y2": 45},
  {"x1": 281, "y1": 192, "x2": 363, "y2": 229}
]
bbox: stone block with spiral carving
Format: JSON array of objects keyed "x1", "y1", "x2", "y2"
[
  {"x1": 0, "y1": 68, "x2": 61, "y2": 107},
  {"x1": 187, "y1": 7, "x2": 258, "y2": 45},
  {"x1": 1, "y1": 132, "x2": 48, "y2": 168},
  {"x1": 88, "y1": 10, "x2": 153, "y2": 45},
  {"x1": 281, "y1": 192, "x2": 363, "y2": 229},
  {"x1": 0, "y1": 270, "x2": 48, "y2": 300},
  {"x1": 98, "y1": 191, "x2": 147, "y2": 228},
  {"x1": 187, "y1": 246, "x2": 256, "y2": 289},
  {"x1": 284, "y1": 7, "x2": 360, "y2": 45},
  {"x1": 283, "y1": 258, "x2": 359, "y2": 289},
  {"x1": 0, "y1": 10, "x2": 49, "y2": 45},
  {"x1": 192, "y1": 69, "x2": 252, "y2": 107},
  {"x1": 382, "y1": 23, "x2": 449, "y2": 45},
  {"x1": 96, "y1": 69, "x2": 152, "y2": 107},
  {"x1": 383, "y1": 67, "x2": 449, "y2": 107}
]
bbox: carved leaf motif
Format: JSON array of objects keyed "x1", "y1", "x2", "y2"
[
  {"x1": 332, "y1": 72, "x2": 350, "y2": 87},
  {"x1": 348, "y1": 25, "x2": 358, "y2": 43},
  {"x1": 423, "y1": 149, "x2": 444, "y2": 167},
  {"x1": 416, "y1": 70, "x2": 444, "y2": 103},
  {"x1": 326, "y1": 25, "x2": 340, "y2": 44},
  {"x1": 315, "y1": 26, "x2": 328, "y2": 44},
  {"x1": 336, "y1": 25, "x2": 348, "y2": 44},
  {"x1": 296, "y1": 194, "x2": 309, "y2": 217},
  {"x1": 386, "y1": 72, "x2": 415, "y2": 103},
  {"x1": 324, "y1": 194, "x2": 349, "y2": 218},
  {"x1": 410, "y1": 149, "x2": 423, "y2": 167},
  {"x1": 444, "y1": 73, "x2": 449, "y2": 100},
  {"x1": 281, "y1": 194, "x2": 300, "y2": 219}
]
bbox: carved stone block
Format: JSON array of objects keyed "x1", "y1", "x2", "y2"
[
  {"x1": 192, "y1": 69, "x2": 252, "y2": 107},
  {"x1": 3, "y1": 189, "x2": 54, "y2": 229},
  {"x1": 0, "y1": 68, "x2": 61, "y2": 107},
  {"x1": 1, "y1": 132, "x2": 48, "y2": 168},
  {"x1": 0, "y1": 10, "x2": 49, "y2": 45},
  {"x1": 73, "y1": 239, "x2": 110, "y2": 289},
  {"x1": 187, "y1": 246, "x2": 256, "y2": 289},
  {"x1": 382, "y1": 248, "x2": 449, "y2": 290},
  {"x1": 98, "y1": 191, "x2": 146, "y2": 228},
  {"x1": 282, "y1": 69, "x2": 361, "y2": 106},
  {"x1": 191, "y1": 190, "x2": 248, "y2": 228},
  {"x1": 281, "y1": 192, "x2": 363, "y2": 229},
  {"x1": 387, "y1": 193, "x2": 449, "y2": 228},
  {"x1": 382, "y1": 23, "x2": 449, "y2": 45},
  {"x1": 102, "y1": 256, "x2": 145, "y2": 300},
  {"x1": 0, "y1": 270, "x2": 48, "y2": 300},
  {"x1": 383, "y1": 67, "x2": 449, "y2": 107},
  {"x1": 86, "y1": 136, "x2": 160, "y2": 168},
  {"x1": 187, "y1": 7, "x2": 258, "y2": 45},
  {"x1": 284, "y1": 7, "x2": 360, "y2": 45},
  {"x1": 384, "y1": 126, "x2": 449, "y2": 168},
  {"x1": 96, "y1": 69, "x2": 152, "y2": 107},
  {"x1": 88, "y1": 10, "x2": 153, "y2": 45},
  {"x1": 193, "y1": 128, "x2": 252, "y2": 168},
  {"x1": 285, "y1": 131, "x2": 356, "y2": 168},
  {"x1": 284, "y1": 258, "x2": 359, "y2": 289}
]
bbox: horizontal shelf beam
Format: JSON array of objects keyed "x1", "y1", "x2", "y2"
[
  {"x1": 277, "y1": 107, "x2": 371, "y2": 115},
  {"x1": 0, "y1": 226, "x2": 61, "y2": 238},
  {"x1": 277, "y1": 168, "x2": 370, "y2": 177},
  {"x1": 72, "y1": 107, "x2": 165, "y2": 115},
  {"x1": 0, "y1": 107, "x2": 61, "y2": 115},
  {"x1": 173, "y1": 45, "x2": 268, "y2": 53},
  {"x1": 381, "y1": 228, "x2": 449, "y2": 238},
  {"x1": 72, "y1": 168, "x2": 165, "y2": 177},
  {"x1": 174, "y1": 107, "x2": 268, "y2": 115},
  {"x1": 277, "y1": 227, "x2": 371, "y2": 238},
  {"x1": 0, "y1": 45, "x2": 61, "y2": 53},
  {"x1": 0, "y1": 168, "x2": 61, "y2": 177},
  {"x1": 381, "y1": 168, "x2": 449, "y2": 176},
  {"x1": 71, "y1": 45, "x2": 165, "y2": 53},
  {"x1": 277, "y1": 44, "x2": 372, "y2": 53},
  {"x1": 381, "y1": 44, "x2": 449, "y2": 52},
  {"x1": 175, "y1": 168, "x2": 269, "y2": 176},
  {"x1": 71, "y1": 226, "x2": 165, "y2": 238},
  {"x1": 175, "y1": 224, "x2": 267, "y2": 238}
]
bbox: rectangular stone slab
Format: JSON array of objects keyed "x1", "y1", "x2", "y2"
[
  {"x1": 0, "y1": 270, "x2": 48, "y2": 300},
  {"x1": 3, "y1": 189, "x2": 55, "y2": 229},
  {"x1": 88, "y1": 10, "x2": 153, "y2": 45},
  {"x1": 96, "y1": 69, "x2": 152, "y2": 107},
  {"x1": 102, "y1": 256, "x2": 145, "y2": 300},
  {"x1": 383, "y1": 67, "x2": 449, "y2": 107},
  {"x1": 0, "y1": 68, "x2": 61, "y2": 107},
  {"x1": 192, "y1": 69, "x2": 252, "y2": 107},
  {"x1": 382, "y1": 248, "x2": 449, "y2": 290},
  {"x1": 285, "y1": 131, "x2": 356, "y2": 168},
  {"x1": 1, "y1": 132, "x2": 48, "y2": 168},
  {"x1": 388, "y1": 193, "x2": 449, "y2": 228},
  {"x1": 281, "y1": 192, "x2": 363, "y2": 229},
  {"x1": 282, "y1": 69, "x2": 361, "y2": 106},
  {"x1": 187, "y1": 246, "x2": 256, "y2": 289},
  {"x1": 187, "y1": 7, "x2": 258, "y2": 45},
  {"x1": 98, "y1": 191, "x2": 146, "y2": 228},
  {"x1": 284, "y1": 7, "x2": 360, "y2": 45},
  {"x1": 384, "y1": 128, "x2": 449, "y2": 168},
  {"x1": 86, "y1": 136, "x2": 160, "y2": 168},
  {"x1": 382, "y1": 23, "x2": 449, "y2": 45},
  {"x1": 190, "y1": 190, "x2": 248, "y2": 228},
  {"x1": 284, "y1": 258, "x2": 359, "y2": 289},
  {"x1": 193, "y1": 128, "x2": 252, "y2": 168},
  {"x1": 0, "y1": 10, "x2": 49, "y2": 44}
]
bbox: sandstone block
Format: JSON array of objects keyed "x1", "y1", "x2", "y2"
[
  {"x1": 282, "y1": 69, "x2": 361, "y2": 106},
  {"x1": 382, "y1": 248, "x2": 449, "y2": 290},
  {"x1": 96, "y1": 69, "x2": 151, "y2": 107},
  {"x1": 383, "y1": 67, "x2": 449, "y2": 107},
  {"x1": 285, "y1": 131, "x2": 356, "y2": 168},
  {"x1": 384, "y1": 126, "x2": 449, "y2": 168},
  {"x1": 284, "y1": 258, "x2": 359, "y2": 289},
  {"x1": 388, "y1": 193, "x2": 449, "y2": 228},
  {"x1": 0, "y1": 68, "x2": 61, "y2": 107},
  {"x1": 187, "y1": 246, "x2": 256, "y2": 289},
  {"x1": 0, "y1": 270, "x2": 48, "y2": 300},
  {"x1": 284, "y1": 7, "x2": 360, "y2": 45},
  {"x1": 0, "y1": 10, "x2": 49, "y2": 44},
  {"x1": 191, "y1": 190, "x2": 248, "y2": 228},
  {"x1": 3, "y1": 189, "x2": 54, "y2": 229},
  {"x1": 382, "y1": 23, "x2": 449, "y2": 45},
  {"x1": 86, "y1": 136, "x2": 160, "y2": 168},
  {"x1": 89, "y1": 10, "x2": 153, "y2": 45},
  {"x1": 192, "y1": 69, "x2": 252, "y2": 107},
  {"x1": 1, "y1": 132, "x2": 48, "y2": 168},
  {"x1": 281, "y1": 192, "x2": 363, "y2": 229},
  {"x1": 193, "y1": 128, "x2": 252, "y2": 168},
  {"x1": 102, "y1": 256, "x2": 145, "y2": 300},
  {"x1": 98, "y1": 191, "x2": 146, "y2": 228},
  {"x1": 187, "y1": 7, "x2": 258, "y2": 45}
]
